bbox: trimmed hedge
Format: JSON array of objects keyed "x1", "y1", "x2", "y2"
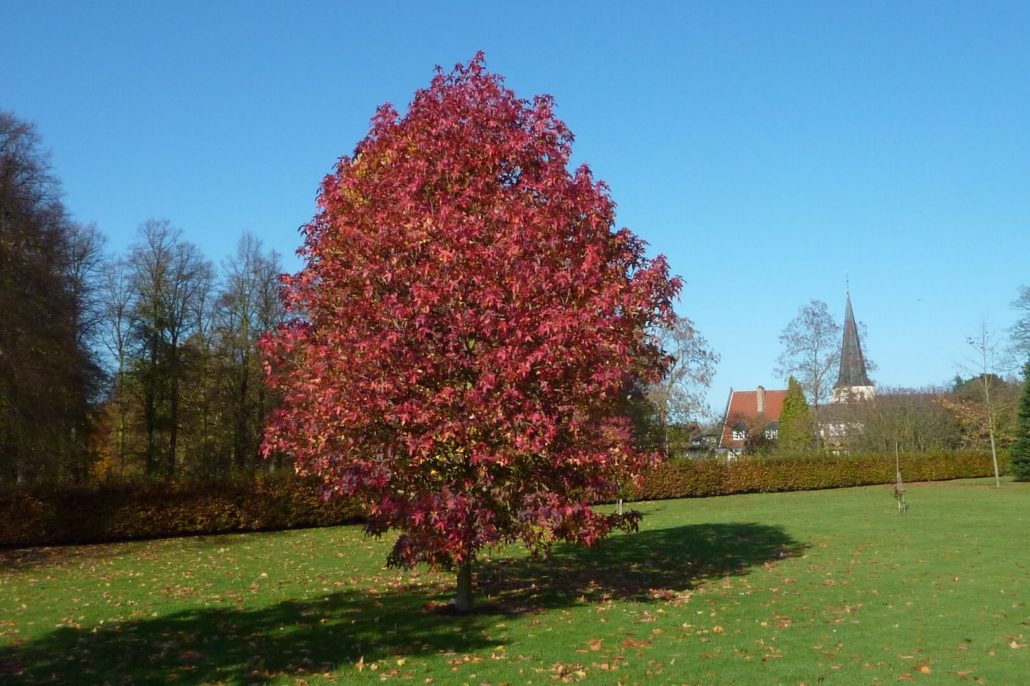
[
  {"x1": 630, "y1": 450, "x2": 1010, "y2": 501},
  {"x1": 0, "y1": 475, "x2": 363, "y2": 548},
  {"x1": 0, "y1": 451, "x2": 1009, "y2": 548}
]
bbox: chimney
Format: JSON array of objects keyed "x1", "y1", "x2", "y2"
[{"x1": 756, "y1": 386, "x2": 765, "y2": 415}]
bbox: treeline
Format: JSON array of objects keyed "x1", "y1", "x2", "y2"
[
  {"x1": 1, "y1": 112, "x2": 285, "y2": 486},
  {"x1": 847, "y1": 380, "x2": 1023, "y2": 453},
  {"x1": 97, "y1": 222, "x2": 284, "y2": 481}
]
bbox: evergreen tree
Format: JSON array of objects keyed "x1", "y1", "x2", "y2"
[
  {"x1": 1010, "y1": 361, "x2": 1030, "y2": 481},
  {"x1": 778, "y1": 376, "x2": 814, "y2": 453}
]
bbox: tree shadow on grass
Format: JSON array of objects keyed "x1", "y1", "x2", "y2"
[
  {"x1": 0, "y1": 522, "x2": 803, "y2": 685},
  {"x1": 0, "y1": 541, "x2": 135, "y2": 572},
  {"x1": 478, "y1": 521, "x2": 806, "y2": 611}
]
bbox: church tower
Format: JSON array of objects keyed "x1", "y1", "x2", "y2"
[{"x1": 832, "y1": 291, "x2": 874, "y2": 403}]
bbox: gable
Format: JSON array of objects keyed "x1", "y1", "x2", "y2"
[{"x1": 718, "y1": 388, "x2": 788, "y2": 450}]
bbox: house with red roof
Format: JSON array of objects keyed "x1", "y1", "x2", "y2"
[
  {"x1": 718, "y1": 386, "x2": 788, "y2": 454},
  {"x1": 718, "y1": 290, "x2": 874, "y2": 454}
]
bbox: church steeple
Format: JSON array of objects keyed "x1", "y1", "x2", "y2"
[{"x1": 833, "y1": 290, "x2": 874, "y2": 402}]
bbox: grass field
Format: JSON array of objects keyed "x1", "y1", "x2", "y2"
[{"x1": 2, "y1": 478, "x2": 1027, "y2": 685}]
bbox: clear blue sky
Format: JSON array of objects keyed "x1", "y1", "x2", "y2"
[{"x1": 4, "y1": 1, "x2": 1029, "y2": 413}]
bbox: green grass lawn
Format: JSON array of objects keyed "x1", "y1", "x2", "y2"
[{"x1": 2, "y1": 478, "x2": 1027, "y2": 685}]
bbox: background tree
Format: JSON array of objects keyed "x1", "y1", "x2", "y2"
[
  {"x1": 59, "y1": 221, "x2": 108, "y2": 480},
  {"x1": 88, "y1": 228, "x2": 286, "y2": 481},
  {"x1": 215, "y1": 233, "x2": 285, "y2": 473},
  {"x1": 177, "y1": 259, "x2": 218, "y2": 475},
  {"x1": 941, "y1": 374, "x2": 1019, "y2": 451},
  {"x1": 262, "y1": 55, "x2": 680, "y2": 612},
  {"x1": 1010, "y1": 361, "x2": 1030, "y2": 481},
  {"x1": 98, "y1": 258, "x2": 135, "y2": 477},
  {"x1": 127, "y1": 220, "x2": 213, "y2": 478},
  {"x1": 1009, "y1": 286, "x2": 1030, "y2": 365},
  {"x1": 777, "y1": 376, "x2": 814, "y2": 453},
  {"x1": 64, "y1": 222, "x2": 107, "y2": 352},
  {"x1": 0, "y1": 112, "x2": 99, "y2": 484},
  {"x1": 961, "y1": 324, "x2": 1004, "y2": 487},
  {"x1": 617, "y1": 377, "x2": 663, "y2": 454},
  {"x1": 775, "y1": 300, "x2": 841, "y2": 418},
  {"x1": 847, "y1": 387, "x2": 962, "y2": 452},
  {"x1": 646, "y1": 315, "x2": 719, "y2": 456}
]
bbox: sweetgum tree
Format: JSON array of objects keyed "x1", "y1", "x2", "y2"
[{"x1": 262, "y1": 55, "x2": 680, "y2": 611}]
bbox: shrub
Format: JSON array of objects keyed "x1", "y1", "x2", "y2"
[
  {"x1": 1, "y1": 451, "x2": 1007, "y2": 549},
  {"x1": 0, "y1": 474, "x2": 363, "y2": 548},
  {"x1": 629, "y1": 450, "x2": 1009, "y2": 502}
]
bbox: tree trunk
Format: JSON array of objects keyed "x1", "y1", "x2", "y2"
[
  {"x1": 235, "y1": 362, "x2": 248, "y2": 471},
  {"x1": 987, "y1": 413, "x2": 1000, "y2": 488},
  {"x1": 972, "y1": 331, "x2": 1002, "y2": 488},
  {"x1": 453, "y1": 561, "x2": 473, "y2": 613},
  {"x1": 167, "y1": 373, "x2": 179, "y2": 480},
  {"x1": 144, "y1": 341, "x2": 158, "y2": 478},
  {"x1": 167, "y1": 337, "x2": 180, "y2": 480},
  {"x1": 116, "y1": 368, "x2": 126, "y2": 478}
]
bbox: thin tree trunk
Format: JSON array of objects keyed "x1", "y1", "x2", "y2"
[
  {"x1": 812, "y1": 401, "x2": 821, "y2": 450},
  {"x1": 199, "y1": 347, "x2": 210, "y2": 473},
  {"x1": 453, "y1": 561, "x2": 473, "y2": 613},
  {"x1": 116, "y1": 367, "x2": 127, "y2": 478},
  {"x1": 988, "y1": 428, "x2": 1000, "y2": 488},
  {"x1": 235, "y1": 362, "x2": 249, "y2": 471},
  {"x1": 168, "y1": 386, "x2": 178, "y2": 480},
  {"x1": 258, "y1": 383, "x2": 275, "y2": 471},
  {"x1": 144, "y1": 342, "x2": 158, "y2": 478},
  {"x1": 983, "y1": 375, "x2": 1001, "y2": 488},
  {"x1": 167, "y1": 349, "x2": 179, "y2": 480}
]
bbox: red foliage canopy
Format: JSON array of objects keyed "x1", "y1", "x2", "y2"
[{"x1": 262, "y1": 55, "x2": 681, "y2": 569}]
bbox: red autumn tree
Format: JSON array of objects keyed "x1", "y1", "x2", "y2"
[{"x1": 262, "y1": 54, "x2": 681, "y2": 611}]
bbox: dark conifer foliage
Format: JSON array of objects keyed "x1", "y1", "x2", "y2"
[{"x1": 1010, "y1": 362, "x2": 1030, "y2": 481}]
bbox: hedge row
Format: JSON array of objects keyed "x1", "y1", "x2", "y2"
[
  {"x1": 0, "y1": 451, "x2": 1008, "y2": 548},
  {"x1": 0, "y1": 476, "x2": 363, "y2": 548},
  {"x1": 629, "y1": 450, "x2": 1009, "y2": 501}
]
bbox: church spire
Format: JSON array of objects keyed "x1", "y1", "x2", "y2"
[{"x1": 833, "y1": 291, "x2": 873, "y2": 401}]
